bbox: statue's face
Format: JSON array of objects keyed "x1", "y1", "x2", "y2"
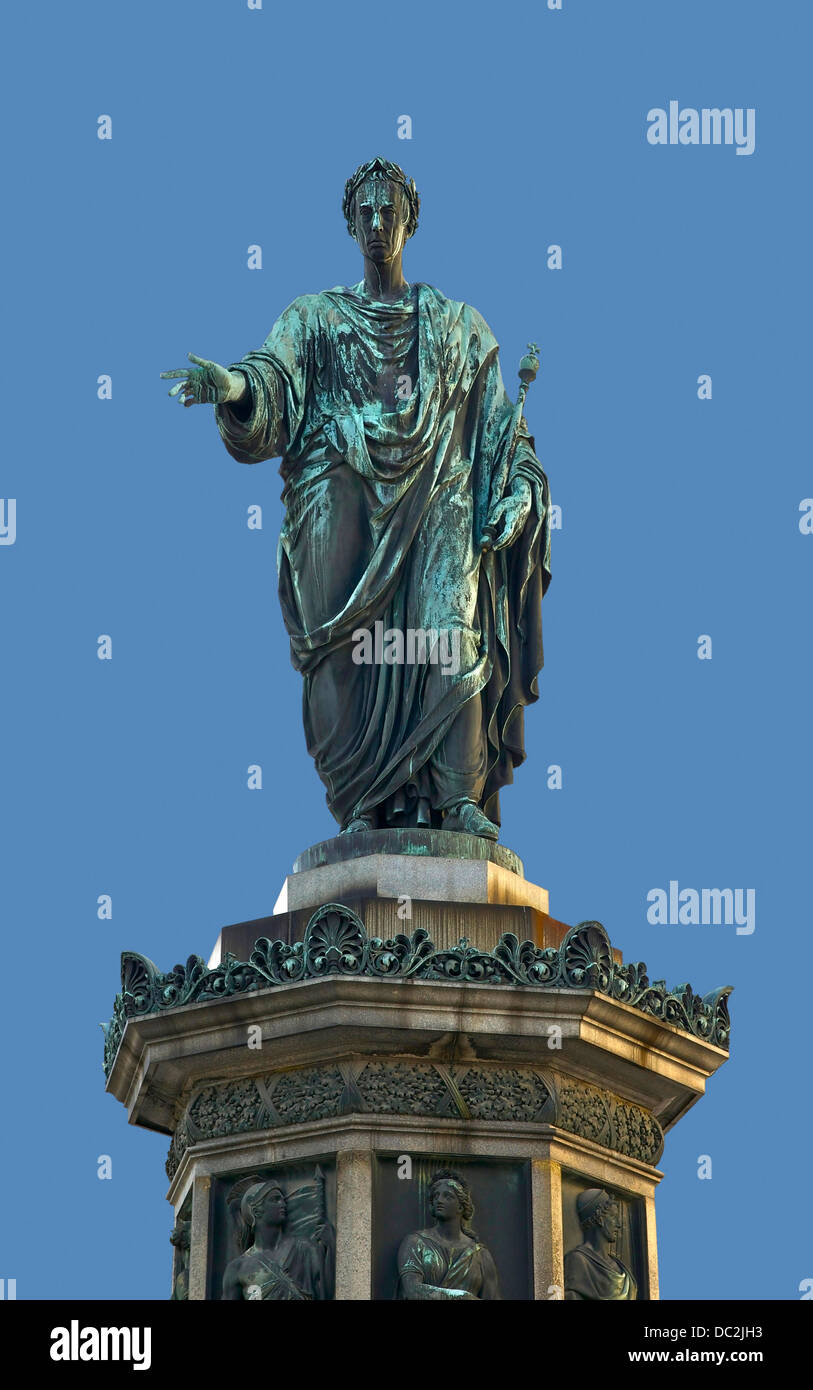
[
  {"x1": 353, "y1": 178, "x2": 408, "y2": 262},
  {"x1": 600, "y1": 1201, "x2": 621, "y2": 1242},
  {"x1": 429, "y1": 1180, "x2": 463, "y2": 1220},
  {"x1": 256, "y1": 1186, "x2": 286, "y2": 1226}
]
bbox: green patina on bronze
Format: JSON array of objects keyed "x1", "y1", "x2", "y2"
[
  {"x1": 161, "y1": 158, "x2": 551, "y2": 840},
  {"x1": 102, "y1": 908, "x2": 732, "y2": 1078},
  {"x1": 291, "y1": 824, "x2": 524, "y2": 875}
]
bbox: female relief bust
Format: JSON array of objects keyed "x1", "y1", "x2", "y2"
[{"x1": 396, "y1": 1170, "x2": 501, "y2": 1300}]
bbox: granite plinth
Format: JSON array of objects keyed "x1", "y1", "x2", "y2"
[
  {"x1": 279, "y1": 852, "x2": 548, "y2": 918},
  {"x1": 210, "y1": 835, "x2": 552, "y2": 965},
  {"x1": 209, "y1": 833, "x2": 551, "y2": 964}
]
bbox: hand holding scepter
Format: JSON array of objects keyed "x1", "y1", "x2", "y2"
[{"x1": 480, "y1": 342, "x2": 540, "y2": 552}]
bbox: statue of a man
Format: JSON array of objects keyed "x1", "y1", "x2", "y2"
[
  {"x1": 564, "y1": 1189, "x2": 638, "y2": 1301},
  {"x1": 162, "y1": 158, "x2": 551, "y2": 841},
  {"x1": 221, "y1": 1181, "x2": 330, "y2": 1300},
  {"x1": 396, "y1": 1170, "x2": 501, "y2": 1299}
]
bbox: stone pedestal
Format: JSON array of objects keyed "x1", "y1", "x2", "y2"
[{"x1": 103, "y1": 835, "x2": 731, "y2": 1301}]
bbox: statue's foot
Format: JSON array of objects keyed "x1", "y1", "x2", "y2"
[
  {"x1": 443, "y1": 799, "x2": 499, "y2": 841},
  {"x1": 340, "y1": 813, "x2": 375, "y2": 835}
]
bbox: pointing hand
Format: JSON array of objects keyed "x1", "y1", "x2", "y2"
[{"x1": 160, "y1": 354, "x2": 245, "y2": 407}]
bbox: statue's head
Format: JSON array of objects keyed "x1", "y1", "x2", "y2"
[
  {"x1": 428, "y1": 1169, "x2": 475, "y2": 1230},
  {"x1": 170, "y1": 1217, "x2": 191, "y2": 1251},
  {"x1": 343, "y1": 157, "x2": 420, "y2": 263},
  {"x1": 576, "y1": 1188, "x2": 621, "y2": 1241},
  {"x1": 240, "y1": 1180, "x2": 287, "y2": 1231}
]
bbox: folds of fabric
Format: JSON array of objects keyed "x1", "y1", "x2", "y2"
[
  {"x1": 215, "y1": 282, "x2": 551, "y2": 828},
  {"x1": 396, "y1": 1231, "x2": 500, "y2": 1299}
]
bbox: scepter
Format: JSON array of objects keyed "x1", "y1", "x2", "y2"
[{"x1": 481, "y1": 342, "x2": 540, "y2": 551}]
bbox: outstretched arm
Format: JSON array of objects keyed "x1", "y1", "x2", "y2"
[
  {"x1": 162, "y1": 298, "x2": 313, "y2": 466},
  {"x1": 160, "y1": 349, "x2": 286, "y2": 464}
]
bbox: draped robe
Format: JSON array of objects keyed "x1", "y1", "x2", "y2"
[
  {"x1": 396, "y1": 1230, "x2": 501, "y2": 1300},
  {"x1": 224, "y1": 1238, "x2": 326, "y2": 1300},
  {"x1": 564, "y1": 1244, "x2": 638, "y2": 1301},
  {"x1": 216, "y1": 282, "x2": 551, "y2": 829}
]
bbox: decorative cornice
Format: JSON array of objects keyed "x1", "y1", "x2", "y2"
[
  {"x1": 103, "y1": 904, "x2": 732, "y2": 1078},
  {"x1": 164, "y1": 1061, "x2": 665, "y2": 1181}
]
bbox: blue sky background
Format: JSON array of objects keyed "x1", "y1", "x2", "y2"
[{"x1": 2, "y1": 0, "x2": 810, "y2": 1299}]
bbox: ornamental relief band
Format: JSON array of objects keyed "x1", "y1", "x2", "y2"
[{"x1": 165, "y1": 1062, "x2": 663, "y2": 1181}]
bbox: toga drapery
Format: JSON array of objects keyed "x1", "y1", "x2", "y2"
[
  {"x1": 396, "y1": 1230, "x2": 501, "y2": 1300},
  {"x1": 223, "y1": 1238, "x2": 327, "y2": 1300},
  {"x1": 564, "y1": 1244, "x2": 638, "y2": 1301},
  {"x1": 215, "y1": 281, "x2": 551, "y2": 829}
]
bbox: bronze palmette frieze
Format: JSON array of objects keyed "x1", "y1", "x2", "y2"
[{"x1": 103, "y1": 905, "x2": 732, "y2": 1078}]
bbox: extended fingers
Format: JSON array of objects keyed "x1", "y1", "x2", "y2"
[
  {"x1": 183, "y1": 380, "x2": 216, "y2": 406},
  {"x1": 164, "y1": 367, "x2": 206, "y2": 400},
  {"x1": 161, "y1": 356, "x2": 212, "y2": 403},
  {"x1": 170, "y1": 379, "x2": 200, "y2": 401},
  {"x1": 182, "y1": 382, "x2": 206, "y2": 405}
]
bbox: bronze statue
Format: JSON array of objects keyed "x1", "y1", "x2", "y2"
[
  {"x1": 395, "y1": 1170, "x2": 501, "y2": 1299},
  {"x1": 564, "y1": 1188, "x2": 638, "y2": 1300},
  {"x1": 221, "y1": 1180, "x2": 332, "y2": 1300},
  {"x1": 162, "y1": 158, "x2": 551, "y2": 842}
]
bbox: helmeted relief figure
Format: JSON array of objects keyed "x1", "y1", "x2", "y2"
[{"x1": 221, "y1": 1180, "x2": 332, "y2": 1301}]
